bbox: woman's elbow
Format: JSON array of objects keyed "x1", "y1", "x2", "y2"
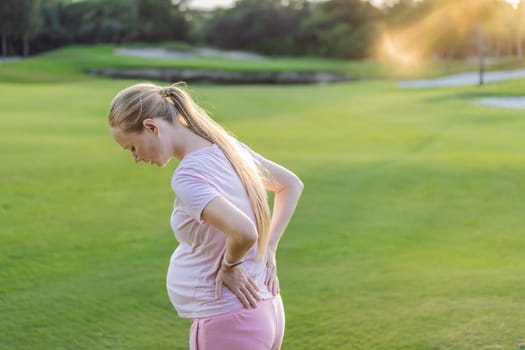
[
  {"x1": 292, "y1": 175, "x2": 304, "y2": 195},
  {"x1": 296, "y1": 177, "x2": 304, "y2": 192},
  {"x1": 278, "y1": 173, "x2": 303, "y2": 195}
]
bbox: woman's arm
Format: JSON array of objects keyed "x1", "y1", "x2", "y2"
[
  {"x1": 259, "y1": 157, "x2": 304, "y2": 252},
  {"x1": 258, "y1": 157, "x2": 303, "y2": 295},
  {"x1": 202, "y1": 156, "x2": 303, "y2": 302},
  {"x1": 203, "y1": 196, "x2": 261, "y2": 308},
  {"x1": 203, "y1": 196, "x2": 258, "y2": 264}
]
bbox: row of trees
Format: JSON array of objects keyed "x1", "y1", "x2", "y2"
[
  {"x1": 1, "y1": 0, "x2": 190, "y2": 57},
  {"x1": 381, "y1": 0, "x2": 525, "y2": 62},
  {"x1": 0, "y1": 0, "x2": 524, "y2": 61}
]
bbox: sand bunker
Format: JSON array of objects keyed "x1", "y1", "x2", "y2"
[
  {"x1": 476, "y1": 96, "x2": 525, "y2": 109},
  {"x1": 115, "y1": 47, "x2": 266, "y2": 61}
]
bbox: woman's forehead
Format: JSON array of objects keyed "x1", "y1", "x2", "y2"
[{"x1": 111, "y1": 127, "x2": 135, "y2": 148}]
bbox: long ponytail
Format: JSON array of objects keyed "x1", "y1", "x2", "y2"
[
  {"x1": 163, "y1": 84, "x2": 271, "y2": 259},
  {"x1": 108, "y1": 82, "x2": 271, "y2": 259}
]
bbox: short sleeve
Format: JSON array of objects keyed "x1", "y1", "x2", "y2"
[
  {"x1": 171, "y1": 167, "x2": 221, "y2": 224},
  {"x1": 238, "y1": 141, "x2": 266, "y2": 166}
]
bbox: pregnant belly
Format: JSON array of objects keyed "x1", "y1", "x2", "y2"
[{"x1": 166, "y1": 252, "x2": 218, "y2": 307}]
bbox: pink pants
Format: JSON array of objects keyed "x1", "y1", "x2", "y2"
[{"x1": 189, "y1": 295, "x2": 285, "y2": 350}]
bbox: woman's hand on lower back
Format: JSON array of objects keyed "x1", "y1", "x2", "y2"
[
  {"x1": 264, "y1": 251, "x2": 280, "y2": 296},
  {"x1": 215, "y1": 264, "x2": 260, "y2": 308}
]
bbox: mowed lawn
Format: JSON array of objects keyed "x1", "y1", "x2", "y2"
[{"x1": 2, "y1": 61, "x2": 525, "y2": 349}]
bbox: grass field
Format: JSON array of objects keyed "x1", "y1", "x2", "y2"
[
  {"x1": 2, "y1": 46, "x2": 525, "y2": 349},
  {"x1": 3, "y1": 44, "x2": 525, "y2": 84}
]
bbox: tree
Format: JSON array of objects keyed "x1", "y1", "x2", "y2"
[
  {"x1": 381, "y1": 0, "x2": 428, "y2": 28},
  {"x1": 60, "y1": 0, "x2": 140, "y2": 44},
  {"x1": 204, "y1": 0, "x2": 308, "y2": 55},
  {"x1": 514, "y1": 1, "x2": 525, "y2": 58},
  {"x1": 16, "y1": 0, "x2": 43, "y2": 56},
  {"x1": 300, "y1": 0, "x2": 382, "y2": 59},
  {"x1": 456, "y1": 0, "x2": 500, "y2": 85},
  {"x1": 378, "y1": 0, "x2": 515, "y2": 80},
  {"x1": 32, "y1": 0, "x2": 72, "y2": 53},
  {"x1": 0, "y1": 0, "x2": 16, "y2": 56},
  {"x1": 137, "y1": 0, "x2": 189, "y2": 42},
  {"x1": 0, "y1": 0, "x2": 42, "y2": 57}
]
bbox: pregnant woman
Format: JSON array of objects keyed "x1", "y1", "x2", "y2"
[{"x1": 108, "y1": 82, "x2": 303, "y2": 350}]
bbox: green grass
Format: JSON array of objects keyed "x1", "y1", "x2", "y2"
[
  {"x1": 2, "y1": 44, "x2": 525, "y2": 84},
  {"x1": 2, "y1": 47, "x2": 525, "y2": 349}
]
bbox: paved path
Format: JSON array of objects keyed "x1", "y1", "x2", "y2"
[
  {"x1": 398, "y1": 67, "x2": 525, "y2": 109},
  {"x1": 398, "y1": 68, "x2": 525, "y2": 88}
]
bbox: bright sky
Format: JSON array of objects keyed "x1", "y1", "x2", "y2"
[
  {"x1": 505, "y1": 0, "x2": 520, "y2": 8},
  {"x1": 189, "y1": 0, "x2": 520, "y2": 10},
  {"x1": 189, "y1": 0, "x2": 235, "y2": 9}
]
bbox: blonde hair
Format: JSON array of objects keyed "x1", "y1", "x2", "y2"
[{"x1": 108, "y1": 82, "x2": 271, "y2": 259}]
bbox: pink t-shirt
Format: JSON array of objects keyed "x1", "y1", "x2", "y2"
[{"x1": 166, "y1": 142, "x2": 273, "y2": 319}]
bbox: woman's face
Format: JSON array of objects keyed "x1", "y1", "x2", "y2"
[{"x1": 111, "y1": 119, "x2": 172, "y2": 167}]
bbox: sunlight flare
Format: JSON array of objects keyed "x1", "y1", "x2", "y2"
[{"x1": 379, "y1": 32, "x2": 421, "y2": 66}]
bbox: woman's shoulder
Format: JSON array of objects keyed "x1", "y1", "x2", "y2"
[
  {"x1": 176, "y1": 144, "x2": 219, "y2": 170},
  {"x1": 172, "y1": 144, "x2": 220, "y2": 185}
]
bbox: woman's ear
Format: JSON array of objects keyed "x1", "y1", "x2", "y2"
[{"x1": 142, "y1": 118, "x2": 159, "y2": 135}]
